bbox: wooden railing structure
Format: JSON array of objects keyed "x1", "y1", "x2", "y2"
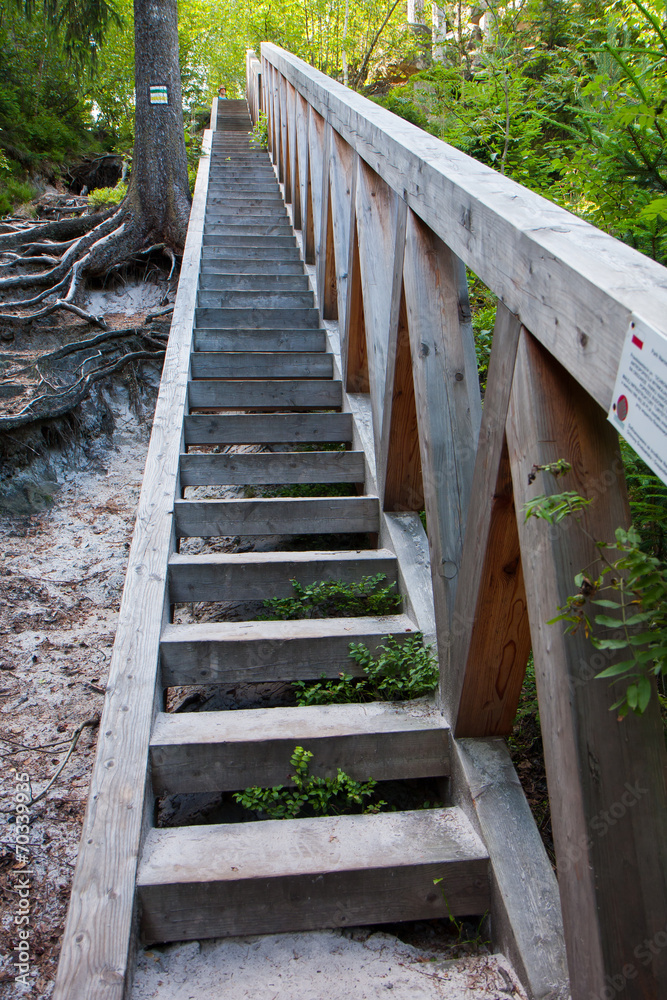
[{"x1": 248, "y1": 45, "x2": 667, "y2": 1000}]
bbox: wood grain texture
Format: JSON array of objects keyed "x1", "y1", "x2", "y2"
[
  {"x1": 260, "y1": 43, "x2": 667, "y2": 410},
  {"x1": 183, "y1": 412, "x2": 353, "y2": 445},
  {"x1": 187, "y1": 378, "x2": 341, "y2": 411},
  {"x1": 451, "y1": 738, "x2": 569, "y2": 1000},
  {"x1": 329, "y1": 129, "x2": 355, "y2": 324},
  {"x1": 189, "y1": 352, "x2": 332, "y2": 380},
  {"x1": 173, "y1": 495, "x2": 379, "y2": 537},
  {"x1": 450, "y1": 304, "x2": 530, "y2": 736},
  {"x1": 138, "y1": 808, "x2": 489, "y2": 943},
  {"x1": 168, "y1": 547, "x2": 397, "y2": 602},
  {"x1": 307, "y1": 104, "x2": 326, "y2": 259},
  {"x1": 344, "y1": 214, "x2": 369, "y2": 393},
  {"x1": 356, "y1": 159, "x2": 398, "y2": 440},
  {"x1": 506, "y1": 329, "x2": 667, "y2": 1000},
  {"x1": 52, "y1": 102, "x2": 213, "y2": 1000},
  {"x1": 178, "y1": 449, "x2": 364, "y2": 487},
  {"x1": 150, "y1": 701, "x2": 450, "y2": 793},
  {"x1": 159, "y1": 614, "x2": 418, "y2": 685},
  {"x1": 402, "y1": 211, "x2": 477, "y2": 673}
]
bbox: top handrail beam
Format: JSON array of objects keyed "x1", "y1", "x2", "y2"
[{"x1": 261, "y1": 42, "x2": 667, "y2": 411}]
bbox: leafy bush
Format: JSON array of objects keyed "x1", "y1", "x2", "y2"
[
  {"x1": 0, "y1": 177, "x2": 36, "y2": 217},
  {"x1": 294, "y1": 634, "x2": 438, "y2": 704},
  {"x1": 233, "y1": 745, "x2": 386, "y2": 818},
  {"x1": 88, "y1": 181, "x2": 127, "y2": 208},
  {"x1": 258, "y1": 574, "x2": 401, "y2": 620}
]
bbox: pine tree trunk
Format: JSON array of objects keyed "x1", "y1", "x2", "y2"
[{"x1": 127, "y1": 0, "x2": 192, "y2": 250}]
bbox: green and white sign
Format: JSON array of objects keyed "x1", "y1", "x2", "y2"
[{"x1": 149, "y1": 85, "x2": 168, "y2": 105}]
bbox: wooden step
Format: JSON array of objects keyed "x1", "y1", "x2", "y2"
[
  {"x1": 204, "y1": 207, "x2": 288, "y2": 220},
  {"x1": 203, "y1": 234, "x2": 296, "y2": 248},
  {"x1": 187, "y1": 378, "x2": 340, "y2": 410},
  {"x1": 203, "y1": 223, "x2": 293, "y2": 238},
  {"x1": 178, "y1": 449, "x2": 363, "y2": 487},
  {"x1": 159, "y1": 614, "x2": 416, "y2": 685},
  {"x1": 198, "y1": 273, "x2": 309, "y2": 291},
  {"x1": 197, "y1": 289, "x2": 314, "y2": 309},
  {"x1": 200, "y1": 260, "x2": 305, "y2": 275},
  {"x1": 150, "y1": 701, "x2": 450, "y2": 795},
  {"x1": 201, "y1": 246, "x2": 302, "y2": 261},
  {"x1": 206, "y1": 196, "x2": 284, "y2": 207},
  {"x1": 184, "y1": 412, "x2": 352, "y2": 445},
  {"x1": 137, "y1": 808, "x2": 490, "y2": 944},
  {"x1": 190, "y1": 352, "x2": 332, "y2": 380},
  {"x1": 195, "y1": 307, "x2": 320, "y2": 330},
  {"x1": 193, "y1": 329, "x2": 325, "y2": 352},
  {"x1": 173, "y1": 495, "x2": 379, "y2": 537},
  {"x1": 168, "y1": 547, "x2": 396, "y2": 601}
]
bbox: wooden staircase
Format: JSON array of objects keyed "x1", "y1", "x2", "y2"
[
  {"x1": 137, "y1": 101, "x2": 490, "y2": 944},
  {"x1": 55, "y1": 96, "x2": 570, "y2": 1000}
]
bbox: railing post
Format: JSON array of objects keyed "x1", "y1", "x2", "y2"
[
  {"x1": 506, "y1": 329, "x2": 667, "y2": 1000},
  {"x1": 449, "y1": 303, "x2": 530, "y2": 735}
]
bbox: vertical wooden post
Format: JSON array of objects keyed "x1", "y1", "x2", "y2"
[
  {"x1": 341, "y1": 155, "x2": 369, "y2": 394},
  {"x1": 506, "y1": 330, "x2": 667, "y2": 1000},
  {"x1": 279, "y1": 75, "x2": 291, "y2": 203},
  {"x1": 402, "y1": 211, "x2": 478, "y2": 679},
  {"x1": 329, "y1": 131, "x2": 355, "y2": 324},
  {"x1": 295, "y1": 93, "x2": 310, "y2": 253},
  {"x1": 378, "y1": 197, "x2": 409, "y2": 505},
  {"x1": 316, "y1": 125, "x2": 337, "y2": 318},
  {"x1": 449, "y1": 303, "x2": 531, "y2": 735}
]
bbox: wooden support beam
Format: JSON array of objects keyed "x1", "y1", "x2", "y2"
[
  {"x1": 289, "y1": 83, "x2": 302, "y2": 229},
  {"x1": 382, "y1": 286, "x2": 424, "y2": 512},
  {"x1": 329, "y1": 130, "x2": 355, "y2": 323},
  {"x1": 341, "y1": 155, "x2": 369, "y2": 394},
  {"x1": 355, "y1": 159, "x2": 399, "y2": 443},
  {"x1": 296, "y1": 92, "x2": 310, "y2": 246},
  {"x1": 450, "y1": 303, "x2": 531, "y2": 736},
  {"x1": 402, "y1": 210, "x2": 478, "y2": 676},
  {"x1": 307, "y1": 106, "x2": 325, "y2": 262},
  {"x1": 315, "y1": 123, "x2": 334, "y2": 316},
  {"x1": 280, "y1": 74, "x2": 291, "y2": 203},
  {"x1": 506, "y1": 329, "x2": 667, "y2": 1000}
]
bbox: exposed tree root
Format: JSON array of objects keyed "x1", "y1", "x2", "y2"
[
  {"x1": 0, "y1": 200, "x2": 183, "y2": 336},
  {"x1": 0, "y1": 318, "x2": 168, "y2": 430}
]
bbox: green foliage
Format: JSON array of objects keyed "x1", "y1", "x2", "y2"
[
  {"x1": 621, "y1": 439, "x2": 667, "y2": 557},
  {"x1": 244, "y1": 481, "x2": 354, "y2": 499},
  {"x1": 233, "y1": 745, "x2": 386, "y2": 818},
  {"x1": 258, "y1": 574, "x2": 401, "y2": 620},
  {"x1": 88, "y1": 180, "x2": 126, "y2": 207},
  {"x1": 294, "y1": 634, "x2": 438, "y2": 704},
  {"x1": 527, "y1": 460, "x2": 667, "y2": 717},
  {"x1": 250, "y1": 110, "x2": 269, "y2": 148},
  {"x1": 0, "y1": 177, "x2": 36, "y2": 217}
]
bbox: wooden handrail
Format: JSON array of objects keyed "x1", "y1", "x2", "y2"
[{"x1": 248, "y1": 45, "x2": 667, "y2": 1000}]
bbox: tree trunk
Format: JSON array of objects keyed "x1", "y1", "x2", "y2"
[{"x1": 128, "y1": 0, "x2": 192, "y2": 251}]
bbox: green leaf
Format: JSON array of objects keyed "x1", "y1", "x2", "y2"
[
  {"x1": 637, "y1": 676, "x2": 652, "y2": 713},
  {"x1": 593, "y1": 638, "x2": 629, "y2": 650},
  {"x1": 592, "y1": 599, "x2": 622, "y2": 609},
  {"x1": 595, "y1": 659, "x2": 636, "y2": 678}
]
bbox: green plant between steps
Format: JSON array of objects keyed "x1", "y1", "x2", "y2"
[
  {"x1": 257, "y1": 574, "x2": 401, "y2": 621},
  {"x1": 294, "y1": 634, "x2": 438, "y2": 705},
  {"x1": 233, "y1": 746, "x2": 386, "y2": 819}
]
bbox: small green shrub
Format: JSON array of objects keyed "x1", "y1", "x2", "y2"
[
  {"x1": 249, "y1": 111, "x2": 269, "y2": 149},
  {"x1": 258, "y1": 574, "x2": 401, "y2": 621},
  {"x1": 233, "y1": 745, "x2": 386, "y2": 818},
  {"x1": 294, "y1": 634, "x2": 438, "y2": 705},
  {"x1": 88, "y1": 180, "x2": 127, "y2": 208},
  {"x1": 244, "y1": 482, "x2": 355, "y2": 499}
]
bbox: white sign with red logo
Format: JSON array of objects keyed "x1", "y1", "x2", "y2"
[{"x1": 608, "y1": 314, "x2": 667, "y2": 485}]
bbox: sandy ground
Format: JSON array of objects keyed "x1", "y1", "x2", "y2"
[{"x1": 132, "y1": 930, "x2": 526, "y2": 1000}]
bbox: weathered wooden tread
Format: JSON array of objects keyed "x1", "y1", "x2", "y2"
[
  {"x1": 150, "y1": 701, "x2": 450, "y2": 794},
  {"x1": 190, "y1": 352, "x2": 332, "y2": 380},
  {"x1": 178, "y1": 449, "x2": 363, "y2": 487},
  {"x1": 192, "y1": 329, "x2": 326, "y2": 352},
  {"x1": 195, "y1": 307, "x2": 320, "y2": 329},
  {"x1": 168, "y1": 547, "x2": 396, "y2": 601},
  {"x1": 173, "y1": 495, "x2": 379, "y2": 536},
  {"x1": 187, "y1": 378, "x2": 340, "y2": 410},
  {"x1": 197, "y1": 290, "x2": 314, "y2": 308},
  {"x1": 184, "y1": 412, "x2": 353, "y2": 445},
  {"x1": 198, "y1": 273, "x2": 309, "y2": 291},
  {"x1": 159, "y1": 614, "x2": 416, "y2": 685},
  {"x1": 137, "y1": 808, "x2": 490, "y2": 943}
]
